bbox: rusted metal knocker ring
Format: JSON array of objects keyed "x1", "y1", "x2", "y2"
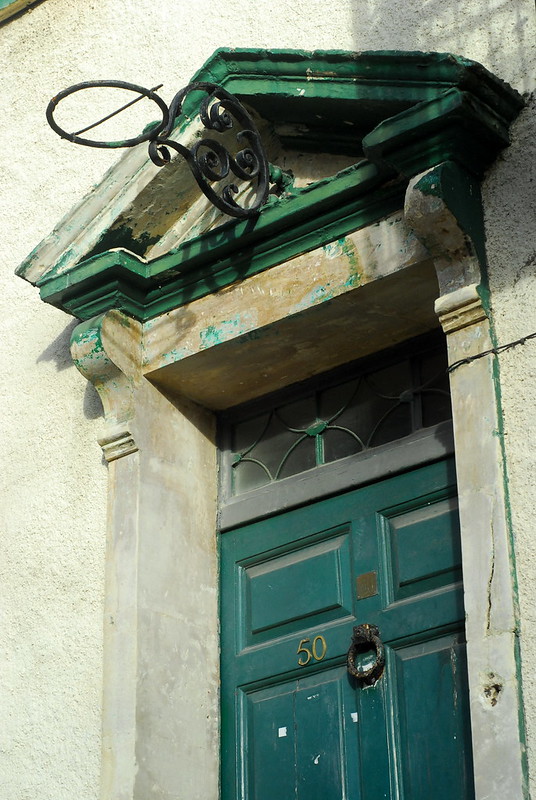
[{"x1": 346, "y1": 623, "x2": 385, "y2": 685}]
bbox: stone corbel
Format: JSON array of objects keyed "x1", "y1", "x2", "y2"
[
  {"x1": 405, "y1": 160, "x2": 486, "y2": 308},
  {"x1": 70, "y1": 309, "x2": 143, "y2": 461}
]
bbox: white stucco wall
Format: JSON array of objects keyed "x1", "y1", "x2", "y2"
[
  {"x1": 483, "y1": 91, "x2": 536, "y2": 784},
  {"x1": 1, "y1": 0, "x2": 534, "y2": 798}
]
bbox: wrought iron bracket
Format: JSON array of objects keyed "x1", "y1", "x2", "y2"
[{"x1": 46, "y1": 80, "x2": 280, "y2": 219}]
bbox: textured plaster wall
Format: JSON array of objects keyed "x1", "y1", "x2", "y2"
[
  {"x1": 1, "y1": 0, "x2": 534, "y2": 798},
  {"x1": 483, "y1": 91, "x2": 536, "y2": 789}
]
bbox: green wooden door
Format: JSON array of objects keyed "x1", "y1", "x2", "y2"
[{"x1": 220, "y1": 458, "x2": 475, "y2": 799}]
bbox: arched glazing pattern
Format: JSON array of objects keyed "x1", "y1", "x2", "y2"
[{"x1": 226, "y1": 341, "x2": 451, "y2": 496}]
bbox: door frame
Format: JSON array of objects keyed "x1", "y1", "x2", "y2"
[{"x1": 69, "y1": 170, "x2": 527, "y2": 799}]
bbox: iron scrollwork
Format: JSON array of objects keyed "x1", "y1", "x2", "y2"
[
  {"x1": 346, "y1": 623, "x2": 385, "y2": 685},
  {"x1": 46, "y1": 80, "x2": 271, "y2": 219}
]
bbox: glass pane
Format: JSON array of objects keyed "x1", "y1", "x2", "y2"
[
  {"x1": 319, "y1": 378, "x2": 360, "y2": 422},
  {"x1": 323, "y1": 427, "x2": 363, "y2": 463},
  {"x1": 226, "y1": 339, "x2": 451, "y2": 497},
  {"x1": 277, "y1": 436, "x2": 317, "y2": 480},
  {"x1": 366, "y1": 359, "x2": 413, "y2": 399},
  {"x1": 368, "y1": 402, "x2": 413, "y2": 447},
  {"x1": 233, "y1": 458, "x2": 271, "y2": 494},
  {"x1": 233, "y1": 413, "x2": 271, "y2": 454},
  {"x1": 244, "y1": 413, "x2": 293, "y2": 478},
  {"x1": 276, "y1": 396, "x2": 317, "y2": 432}
]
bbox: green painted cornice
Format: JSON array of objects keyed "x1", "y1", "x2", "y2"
[
  {"x1": 19, "y1": 48, "x2": 524, "y2": 322},
  {"x1": 363, "y1": 87, "x2": 513, "y2": 178},
  {"x1": 38, "y1": 160, "x2": 401, "y2": 320},
  {"x1": 193, "y1": 49, "x2": 523, "y2": 156}
]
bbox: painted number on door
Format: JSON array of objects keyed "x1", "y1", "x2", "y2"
[{"x1": 296, "y1": 636, "x2": 327, "y2": 666}]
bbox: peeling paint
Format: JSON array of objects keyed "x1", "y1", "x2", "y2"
[
  {"x1": 292, "y1": 283, "x2": 334, "y2": 312},
  {"x1": 323, "y1": 239, "x2": 345, "y2": 260},
  {"x1": 323, "y1": 237, "x2": 361, "y2": 288},
  {"x1": 160, "y1": 346, "x2": 195, "y2": 364},
  {"x1": 199, "y1": 312, "x2": 257, "y2": 349}
]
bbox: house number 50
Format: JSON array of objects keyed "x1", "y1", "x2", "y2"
[{"x1": 297, "y1": 636, "x2": 327, "y2": 666}]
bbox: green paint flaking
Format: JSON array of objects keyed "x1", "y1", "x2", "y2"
[
  {"x1": 415, "y1": 161, "x2": 488, "y2": 268},
  {"x1": 323, "y1": 240, "x2": 345, "y2": 259},
  {"x1": 26, "y1": 48, "x2": 523, "y2": 322},
  {"x1": 40, "y1": 171, "x2": 402, "y2": 321},
  {"x1": 70, "y1": 316, "x2": 106, "y2": 354},
  {"x1": 159, "y1": 346, "x2": 195, "y2": 364},
  {"x1": 340, "y1": 238, "x2": 362, "y2": 288},
  {"x1": 293, "y1": 284, "x2": 334, "y2": 312},
  {"x1": 50, "y1": 247, "x2": 79, "y2": 276},
  {"x1": 323, "y1": 238, "x2": 361, "y2": 289},
  {"x1": 85, "y1": 224, "x2": 160, "y2": 261},
  {"x1": 200, "y1": 325, "x2": 226, "y2": 348},
  {"x1": 199, "y1": 313, "x2": 257, "y2": 349},
  {"x1": 118, "y1": 314, "x2": 133, "y2": 328}
]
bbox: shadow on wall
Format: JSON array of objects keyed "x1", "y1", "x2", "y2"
[
  {"x1": 83, "y1": 382, "x2": 103, "y2": 421},
  {"x1": 36, "y1": 317, "x2": 103, "y2": 420},
  {"x1": 36, "y1": 318, "x2": 78, "y2": 371},
  {"x1": 350, "y1": 0, "x2": 533, "y2": 93},
  {"x1": 348, "y1": 0, "x2": 535, "y2": 307},
  {"x1": 481, "y1": 92, "x2": 536, "y2": 301}
]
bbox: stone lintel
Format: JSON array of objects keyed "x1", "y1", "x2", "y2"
[{"x1": 143, "y1": 212, "x2": 438, "y2": 409}]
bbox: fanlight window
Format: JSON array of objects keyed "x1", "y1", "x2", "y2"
[{"x1": 223, "y1": 337, "x2": 451, "y2": 497}]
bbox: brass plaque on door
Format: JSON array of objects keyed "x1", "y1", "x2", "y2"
[{"x1": 356, "y1": 571, "x2": 378, "y2": 599}]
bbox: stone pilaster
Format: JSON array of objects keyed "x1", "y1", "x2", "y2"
[
  {"x1": 406, "y1": 165, "x2": 527, "y2": 799},
  {"x1": 70, "y1": 311, "x2": 220, "y2": 800}
]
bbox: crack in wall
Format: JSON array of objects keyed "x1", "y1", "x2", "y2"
[{"x1": 487, "y1": 520, "x2": 496, "y2": 632}]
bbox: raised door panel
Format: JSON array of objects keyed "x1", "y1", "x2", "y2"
[
  {"x1": 391, "y1": 634, "x2": 473, "y2": 799},
  {"x1": 242, "y1": 669, "x2": 360, "y2": 800}
]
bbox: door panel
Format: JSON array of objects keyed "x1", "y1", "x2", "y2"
[
  {"x1": 221, "y1": 459, "x2": 474, "y2": 800},
  {"x1": 384, "y1": 497, "x2": 462, "y2": 600},
  {"x1": 245, "y1": 683, "x2": 296, "y2": 800},
  {"x1": 243, "y1": 668, "x2": 359, "y2": 800},
  {"x1": 391, "y1": 634, "x2": 473, "y2": 800},
  {"x1": 243, "y1": 531, "x2": 353, "y2": 646}
]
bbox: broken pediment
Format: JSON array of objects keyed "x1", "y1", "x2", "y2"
[{"x1": 17, "y1": 48, "x2": 523, "y2": 322}]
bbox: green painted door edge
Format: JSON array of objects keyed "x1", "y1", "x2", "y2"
[{"x1": 20, "y1": 49, "x2": 524, "y2": 322}]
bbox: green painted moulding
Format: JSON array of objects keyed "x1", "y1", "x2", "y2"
[
  {"x1": 0, "y1": 0, "x2": 38, "y2": 23},
  {"x1": 22, "y1": 48, "x2": 524, "y2": 322}
]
